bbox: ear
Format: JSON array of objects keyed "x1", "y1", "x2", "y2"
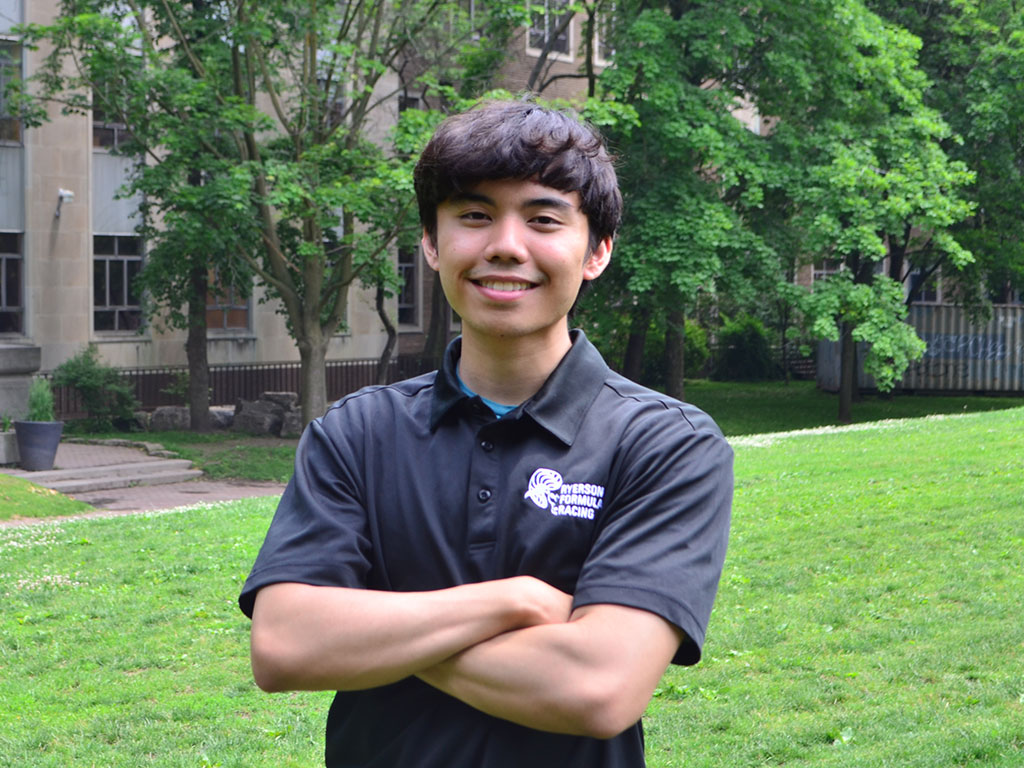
[
  {"x1": 582, "y1": 236, "x2": 613, "y2": 281},
  {"x1": 421, "y1": 229, "x2": 440, "y2": 272}
]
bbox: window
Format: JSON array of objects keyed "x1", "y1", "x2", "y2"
[
  {"x1": 595, "y1": 6, "x2": 616, "y2": 66},
  {"x1": 908, "y1": 268, "x2": 939, "y2": 304},
  {"x1": 397, "y1": 247, "x2": 419, "y2": 326},
  {"x1": 812, "y1": 258, "x2": 842, "y2": 283},
  {"x1": 0, "y1": 41, "x2": 21, "y2": 143},
  {"x1": 206, "y1": 269, "x2": 249, "y2": 331},
  {"x1": 93, "y1": 235, "x2": 143, "y2": 332},
  {"x1": 528, "y1": 0, "x2": 572, "y2": 59},
  {"x1": 92, "y1": 88, "x2": 133, "y2": 150},
  {"x1": 0, "y1": 231, "x2": 21, "y2": 332}
]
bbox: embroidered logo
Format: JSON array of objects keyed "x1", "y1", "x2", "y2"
[{"x1": 524, "y1": 468, "x2": 605, "y2": 520}]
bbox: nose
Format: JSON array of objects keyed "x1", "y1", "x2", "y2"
[{"x1": 483, "y1": 215, "x2": 528, "y2": 263}]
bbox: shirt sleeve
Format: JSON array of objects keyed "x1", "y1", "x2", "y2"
[
  {"x1": 238, "y1": 407, "x2": 374, "y2": 618},
  {"x1": 571, "y1": 405, "x2": 733, "y2": 666}
]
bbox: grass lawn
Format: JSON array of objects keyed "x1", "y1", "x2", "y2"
[
  {"x1": 63, "y1": 381, "x2": 1024, "y2": 486},
  {"x1": 683, "y1": 379, "x2": 1024, "y2": 436},
  {"x1": 2, "y1": 406, "x2": 1022, "y2": 765},
  {"x1": 0, "y1": 475, "x2": 94, "y2": 522}
]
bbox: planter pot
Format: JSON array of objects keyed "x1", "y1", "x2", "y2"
[
  {"x1": 13, "y1": 420, "x2": 64, "y2": 471},
  {"x1": 0, "y1": 430, "x2": 18, "y2": 465}
]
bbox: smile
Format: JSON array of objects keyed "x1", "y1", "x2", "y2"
[{"x1": 474, "y1": 280, "x2": 536, "y2": 292}]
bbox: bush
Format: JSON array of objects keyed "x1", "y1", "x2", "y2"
[
  {"x1": 52, "y1": 345, "x2": 139, "y2": 431},
  {"x1": 712, "y1": 314, "x2": 781, "y2": 381},
  {"x1": 26, "y1": 377, "x2": 56, "y2": 422},
  {"x1": 683, "y1": 320, "x2": 710, "y2": 377}
]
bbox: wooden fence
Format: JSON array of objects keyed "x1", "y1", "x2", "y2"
[{"x1": 49, "y1": 356, "x2": 436, "y2": 420}]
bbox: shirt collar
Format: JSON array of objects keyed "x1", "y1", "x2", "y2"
[{"x1": 430, "y1": 330, "x2": 610, "y2": 446}]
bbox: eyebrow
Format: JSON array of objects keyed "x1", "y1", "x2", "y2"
[{"x1": 448, "y1": 191, "x2": 576, "y2": 210}]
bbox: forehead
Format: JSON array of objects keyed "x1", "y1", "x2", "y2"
[{"x1": 443, "y1": 178, "x2": 583, "y2": 210}]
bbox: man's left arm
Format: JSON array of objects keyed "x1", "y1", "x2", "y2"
[{"x1": 416, "y1": 602, "x2": 684, "y2": 739}]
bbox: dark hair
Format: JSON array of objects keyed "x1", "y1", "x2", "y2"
[{"x1": 414, "y1": 100, "x2": 622, "y2": 251}]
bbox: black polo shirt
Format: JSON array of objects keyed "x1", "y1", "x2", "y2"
[{"x1": 239, "y1": 331, "x2": 733, "y2": 768}]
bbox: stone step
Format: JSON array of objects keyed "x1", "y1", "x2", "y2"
[
  {"x1": 46, "y1": 468, "x2": 205, "y2": 494},
  {"x1": 8, "y1": 458, "x2": 203, "y2": 493},
  {"x1": 8, "y1": 458, "x2": 194, "y2": 482}
]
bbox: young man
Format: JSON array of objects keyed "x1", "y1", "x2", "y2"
[{"x1": 239, "y1": 100, "x2": 733, "y2": 767}]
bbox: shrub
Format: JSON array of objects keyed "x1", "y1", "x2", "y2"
[
  {"x1": 683, "y1": 319, "x2": 710, "y2": 377},
  {"x1": 26, "y1": 377, "x2": 56, "y2": 422},
  {"x1": 712, "y1": 314, "x2": 781, "y2": 381},
  {"x1": 52, "y1": 345, "x2": 139, "y2": 431}
]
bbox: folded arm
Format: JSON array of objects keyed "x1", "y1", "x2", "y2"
[
  {"x1": 249, "y1": 576, "x2": 572, "y2": 693},
  {"x1": 417, "y1": 603, "x2": 684, "y2": 739}
]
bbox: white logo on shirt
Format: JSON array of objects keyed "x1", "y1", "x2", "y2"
[{"x1": 524, "y1": 468, "x2": 605, "y2": 520}]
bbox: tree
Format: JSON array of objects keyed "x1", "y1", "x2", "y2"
[
  {"x1": 746, "y1": 0, "x2": 974, "y2": 421},
  {"x1": 867, "y1": 0, "x2": 1024, "y2": 310},
  {"x1": 572, "y1": 1, "x2": 780, "y2": 398},
  {"x1": 18, "y1": 0, "x2": 513, "y2": 425}
]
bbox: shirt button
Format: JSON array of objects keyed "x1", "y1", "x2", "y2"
[
  {"x1": 480, "y1": 440, "x2": 494, "y2": 452},
  {"x1": 477, "y1": 488, "x2": 492, "y2": 503}
]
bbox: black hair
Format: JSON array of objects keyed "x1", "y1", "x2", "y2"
[{"x1": 414, "y1": 100, "x2": 622, "y2": 252}]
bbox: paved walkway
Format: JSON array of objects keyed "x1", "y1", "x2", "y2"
[{"x1": 3, "y1": 440, "x2": 286, "y2": 514}]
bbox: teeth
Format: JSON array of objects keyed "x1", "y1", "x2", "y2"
[{"x1": 479, "y1": 280, "x2": 532, "y2": 292}]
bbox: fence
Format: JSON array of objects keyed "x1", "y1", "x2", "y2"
[
  {"x1": 816, "y1": 304, "x2": 1024, "y2": 393},
  {"x1": 50, "y1": 356, "x2": 437, "y2": 421}
]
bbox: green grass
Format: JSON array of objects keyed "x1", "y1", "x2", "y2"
[
  {"x1": 0, "y1": 498, "x2": 329, "y2": 767},
  {"x1": 683, "y1": 379, "x2": 1024, "y2": 436},
  {"x1": 0, "y1": 475, "x2": 94, "y2": 522},
  {"x1": 84, "y1": 431, "x2": 299, "y2": 483},
  {"x1": 645, "y1": 406, "x2": 1024, "y2": 767},
  {"x1": 69, "y1": 383, "x2": 1024, "y2": 488},
  {"x1": 2, "y1": 407, "x2": 1022, "y2": 765}
]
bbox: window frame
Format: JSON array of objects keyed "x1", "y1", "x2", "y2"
[
  {"x1": 0, "y1": 40, "x2": 23, "y2": 145},
  {"x1": 93, "y1": 234, "x2": 144, "y2": 333},
  {"x1": 205, "y1": 268, "x2": 251, "y2": 334},
  {"x1": 526, "y1": 0, "x2": 574, "y2": 62},
  {"x1": 0, "y1": 230, "x2": 22, "y2": 333},
  {"x1": 397, "y1": 246, "x2": 420, "y2": 328}
]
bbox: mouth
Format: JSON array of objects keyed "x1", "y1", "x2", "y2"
[{"x1": 473, "y1": 279, "x2": 537, "y2": 292}]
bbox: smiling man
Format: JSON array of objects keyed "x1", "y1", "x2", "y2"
[{"x1": 239, "y1": 100, "x2": 733, "y2": 767}]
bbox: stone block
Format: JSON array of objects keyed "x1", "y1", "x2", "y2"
[
  {"x1": 261, "y1": 391, "x2": 299, "y2": 409},
  {"x1": 150, "y1": 406, "x2": 192, "y2": 431},
  {"x1": 209, "y1": 406, "x2": 234, "y2": 430},
  {"x1": 233, "y1": 398, "x2": 283, "y2": 436},
  {"x1": 280, "y1": 409, "x2": 304, "y2": 439}
]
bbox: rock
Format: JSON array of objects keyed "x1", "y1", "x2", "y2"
[
  {"x1": 280, "y1": 409, "x2": 304, "y2": 438},
  {"x1": 209, "y1": 406, "x2": 234, "y2": 430},
  {"x1": 261, "y1": 391, "x2": 299, "y2": 409},
  {"x1": 133, "y1": 410, "x2": 151, "y2": 431},
  {"x1": 233, "y1": 398, "x2": 283, "y2": 436},
  {"x1": 150, "y1": 405, "x2": 191, "y2": 431}
]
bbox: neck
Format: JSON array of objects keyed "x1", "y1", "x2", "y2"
[{"x1": 458, "y1": 326, "x2": 573, "y2": 405}]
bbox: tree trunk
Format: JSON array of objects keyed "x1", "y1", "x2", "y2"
[
  {"x1": 298, "y1": 332, "x2": 330, "y2": 427},
  {"x1": 838, "y1": 320, "x2": 855, "y2": 424},
  {"x1": 186, "y1": 263, "x2": 211, "y2": 432},
  {"x1": 622, "y1": 306, "x2": 651, "y2": 382},
  {"x1": 665, "y1": 308, "x2": 685, "y2": 400},
  {"x1": 375, "y1": 283, "x2": 397, "y2": 385}
]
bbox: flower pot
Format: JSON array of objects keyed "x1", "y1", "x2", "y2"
[
  {"x1": 13, "y1": 420, "x2": 64, "y2": 471},
  {"x1": 0, "y1": 430, "x2": 18, "y2": 465}
]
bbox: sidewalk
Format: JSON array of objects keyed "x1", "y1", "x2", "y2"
[{"x1": 2, "y1": 440, "x2": 286, "y2": 513}]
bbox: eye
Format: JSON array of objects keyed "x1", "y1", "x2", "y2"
[
  {"x1": 530, "y1": 215, "x2": 562, "y2": 229},
  {"x1": 459, "y1": 210, "x2": 490, "y2": 222}
]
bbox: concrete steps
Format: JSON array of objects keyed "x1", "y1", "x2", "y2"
[{"x1": 7, "y1": 458, "x2": 203, "y2": 494}]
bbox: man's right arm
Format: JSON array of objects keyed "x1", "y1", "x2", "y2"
[{"x1": 249, "y1": 576, "x2": 572, "y2": 693}]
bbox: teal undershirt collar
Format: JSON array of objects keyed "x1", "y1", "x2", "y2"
[{"x1": 456, "y1": 369, "x2": 518, "y2": 418}]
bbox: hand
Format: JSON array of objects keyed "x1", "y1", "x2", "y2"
[{"x1": 503, "y1": 575, "x2": 573, "y2": 628}]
